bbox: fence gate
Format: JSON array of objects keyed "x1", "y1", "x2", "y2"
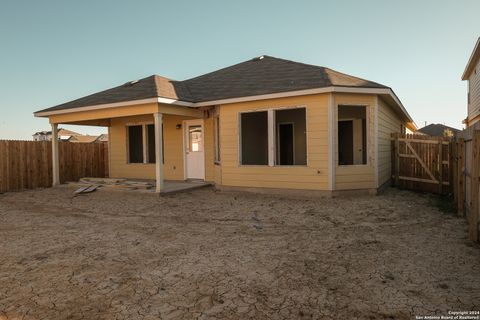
[
  {"x1": 391, "y1": 133, "x2": 453, "y2": 195},
  {"x1": 455, "y1": 128, "x2": 480, "y2": 242}
]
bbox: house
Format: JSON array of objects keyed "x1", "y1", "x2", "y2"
[
  {"x1": 32, "y1": 129, "x2": 107, "y2": 143},
  {"x1": 95, "y1": 134, "x2": 109, "y2": 143},
  {"x1": 462, "y1": 37, "x2": 480, "y2": 128},
  {"x1": 417, "y1": 123, "x2": 460, "y2": 137},
  {"x1": 69, "y1": 134, "x2": 101, "y2": 143},
  {"x1": 32, "y1": 128, "x2": 80, "y2": 141},
  {"x1": 34, "y1": 55, "x2": 415, "y2": 194}
]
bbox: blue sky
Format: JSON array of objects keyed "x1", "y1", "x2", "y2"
[{"x1": 0, "y1": 0, "x2": 479, "y2": 139}]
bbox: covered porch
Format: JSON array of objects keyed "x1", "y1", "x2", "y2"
[{"x1": 45, "y1": 100, "x2": 207, "y2": 193}]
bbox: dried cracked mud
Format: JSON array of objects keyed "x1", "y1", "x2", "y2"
[{"x1": 0, "y1": 186, "x2": 479, "y2": 319}]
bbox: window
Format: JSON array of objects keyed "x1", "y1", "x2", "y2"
[
  {"x1": 128, "y1": 125, "x2": 143, "y2": 163},
  {"x1": 147, "y1": 124, "x2": 156, "y2": 163},
  {"x1": 275, "y1": 108, "x2": 306, "y2": 165},
  {"x1": 189, "y1": 125, "x2": 202, "y2": 152},
  {"x1": 240, "y1": 111, "x2": 268, "y2": 165},
  {"x1": 239, "y1": 108, "x2": 307, "y2": 166},
  {"x1": 214, "y1": 116, "x2": 221, "y2": 163},
  {"x1": 127, "y1": 124, "x2": 162, "y2": 164},
  {"x1": 338, "y1": 105, "x2": 367, "y2": 165}
]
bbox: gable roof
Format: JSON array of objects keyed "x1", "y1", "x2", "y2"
[
  {"x1": 462, "y1": 37, "x2": 480, "y2": 80},
  {"x1": 417, "y1": 123, "x2": 461, "y2": 137},
  {"x1": 36, "y1": 55, "x2": 388, "y2": 114}
]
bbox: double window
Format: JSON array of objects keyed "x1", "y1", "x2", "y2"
[
  {"x1": 240, "y1": 107, "x2": 307, "y2": 166},
  {"x1": 127, "y1": 124, "x2": 163, "y2": 164}
]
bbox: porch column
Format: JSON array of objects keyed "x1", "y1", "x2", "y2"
[
  {"x1": 51, "y1": 123, "x2": 60, "y2": 186},
  {"x1": 154, "y1": 112, "x2": 164, "y2": 193}
]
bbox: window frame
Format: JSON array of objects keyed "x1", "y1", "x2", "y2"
[
  {"x1": 126, "y1": 124, "x2": 145, "y2": 164},
  {"x1": 126, "y1": 122, "x2": 162, "y2": 164},
  {"x1": 238, "y1": 105, "x2": 308, "y2": 167}
]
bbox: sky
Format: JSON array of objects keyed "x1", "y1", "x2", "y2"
[{"x1": 0, "y1": 0, "x2": 479, "y2": 139}]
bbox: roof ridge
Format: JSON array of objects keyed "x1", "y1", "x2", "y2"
[{"x1": 259, "y1": 55, "x2": 327, "y2": 69}]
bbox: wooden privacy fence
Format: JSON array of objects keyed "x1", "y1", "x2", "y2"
[
  {"x1": 0, "y1": 140, "x2": 108, "y2": 193},
  {"x1": 391, "y1": 130, "x2": 480, "y2": 243},
  {"x1": 391, "y1": 133, "x2": 453, "y2": 195},
  {"x1": 455, "y1": 127, "x2": 480, "y2": 243}
]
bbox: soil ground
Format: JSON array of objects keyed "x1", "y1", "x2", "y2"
[{"x1": 0, "y1": 186, "x2": 479, "y2": 320}]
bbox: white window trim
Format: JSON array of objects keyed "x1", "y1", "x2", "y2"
[{"x1": 238, "y1": 105, "x2": 307, "y2": 167}]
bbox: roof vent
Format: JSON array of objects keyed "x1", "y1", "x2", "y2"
[
  {"x1": 125, "y1": 80, "x2": 139, "y2": 86},
  {"x1": 252, "y1": 55, "x2": 265, "y2": 61}
]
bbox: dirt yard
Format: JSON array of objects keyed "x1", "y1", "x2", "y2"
[{"x1": 0, "y1": 186, "x2": 479, "y2": 320}]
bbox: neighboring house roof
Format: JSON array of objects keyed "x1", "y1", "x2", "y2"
[
  {"x1": 33, "y1": 128, "x2": 80, "y2": 136},
  {"x1": 58, "y1": 128, "x2": 81, "y2": 136},
  {"x1": 417, "y1": 124, "x2": 461, "y2": 137},
  {"x1": 69, "y1": 135, "x2": 100, "y2": 143},
  {"x1": 462, "y1": 37, "x2": 480, "y2": 80},
  {"x1": 36, "y1": 55, "x2": 388, "y2": 114},
  {"x1": 33, "y1": 130, "x2": 50, "y2": 136},
  {"x1": 95, "y1": 134, "x2": 109, "y2": 142}
]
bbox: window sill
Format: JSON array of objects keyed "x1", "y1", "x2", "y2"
[
  {"x1": 126, "y1": 162, "x2": 156, "y2": 165},
  {"x1": 238, "y1": 165, "x2": 309, "y2": 168},
  {"x1": 337, "y1": 164, "x2": 369, "y2": 167}
]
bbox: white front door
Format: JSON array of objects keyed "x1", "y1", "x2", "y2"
[{"x1": 185, "y1": 119, "x2": 205, "y2": 180}]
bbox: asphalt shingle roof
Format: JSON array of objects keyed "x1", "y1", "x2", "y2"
[
  {"x1": 37, "y1": 55, "x2": 388, "y2": 113},
  {"x1": 417, "y1": 124, "x2": 461, "y2": 137}
]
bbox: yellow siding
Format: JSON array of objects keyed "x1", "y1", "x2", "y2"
[
  {"x1": 203, "y1": 116, "x2": 215, "y2": 182},
  {"x1": 109, "y1": 114, "x2": 188, "y2": 180},
  {"x1": 468, "y1": 57, "x2": 480, "y2": 125},
  {"x1": 333, "y1": 93, "x2": 376, "y2": 190},
  {"x1": 377, "y1": 97, "x2": 404, "y2": 186},
  {"x1": 219, "y1": 94, "x2": 330, "y2": 191}
]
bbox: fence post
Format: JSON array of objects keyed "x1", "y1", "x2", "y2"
[
  {"x1": 438, "y1": 139, "x2": 443, "y2": 195},
  {"x1": 451, "y1": 140, "x2": 457, "y2": 200},
  {"x1": 457, "y1": 138, "x2": 465, "y2": 216},
  {"x1": 470, "y1": 131, "x2": 480, "y2": 242},
  {"x1": 395, "y1": 133, "x2": 400, "y2": 187}
]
